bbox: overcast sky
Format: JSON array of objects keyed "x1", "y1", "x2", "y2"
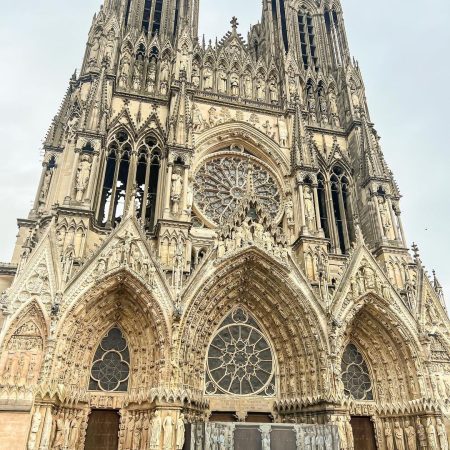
[{"x1": 0, "y1": 0, "x2": 448, "y2": 306}]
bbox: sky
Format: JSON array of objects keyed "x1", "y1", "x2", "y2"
[{"x1": 0, "y1": 0, "x2": 448, "y2": 306}]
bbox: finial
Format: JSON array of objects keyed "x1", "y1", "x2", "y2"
[{"x1": 231, "y1": 16, "x2": 239, "y2": 31}]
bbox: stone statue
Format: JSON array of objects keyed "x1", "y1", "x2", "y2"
[
  {"x1": 124, "y1": 414, "x2": 135, "y2": 450},
  {"x1": 350, "y1": 82, "x2": 360, "y2": 110},
  {"x1": 163, "y1": 415, "x2": 174, "y2": 450},
  {"x1": 337, "y1": 418, "x2": 347, "y2": 450},
  {"x1": 103, "y1": 29, "x2": 116, "y2": 63},
  {"x1": 278, "y1": 116, "x2": 288, "y2": 147},
  {"x1": 269, "y1": 77, "x2": 278, "y2": 103},
  {"x1": 150, "y1": 411, "x2": 162, "y2": 449},
  {"x1": 88, "y1": 36, "x2": 100, "y2": 66},
  {"x1": 133, "y1": 414, "x2": 142, "y2": 450},
  {"x1": 404, "y1": 420, "x2": 417, "y2": 450},
  {"x1": 176, "y1": 414, "x2": 185, "y2": 450},
  {"x1": 192, "y1": 104, "x2": 204, "y2": 131},
  {"x1": 75, "y1": 155, "x2": 92, "y2": 202},
  {"x1": 426, "y1": 418, "x2": 438, "y2": 449},
  {"x1": 147, "y1": 57, "x2": 157, "y2": 93},
  {"x1": 261, "y1": 433, "x2": 270, "y2": 450},
  {"x1": 179, "y1": 44, "x2": 189, "y2": 72},
  {"x1": 230, "y1": 73, "x2": 239, "y2": 97},
  {"x1": 192, "y1": 64, "x2": 200, "y2": 87},
  {"x1": 244, "y1": 74, "x2": 252, "y2": 98},
  {"x1": 203, "y1": 67, "x2": 213, "y2": 90},
  {"x1": 119, "y1": 56, "x2": 130, "y2": 87},
  {"x1": 417, "y1": 419, "x2": 427, "y2": 449},
  {"x1": 256, "y1": 77, "x2": 266, "y2": 101},
  {"x1": 132, "y1": 58, "x2": 143, "y2": 91},
  {"x1": 436, "y1": 418, "x2": 449, "y2": 450},
  {"x1": 171, "y1": 168, "x2": 183, "y2": 214},
  {"x1": 160, "y1": 61, "x2": 169, "y2": 83},
  {"x1": 52, "y1": 417, "x2": 65, "y2": 450},
  {"x1": 385, "y1": 422, "x2": 395, "y2": 450},
  {"x1": 218, "y1": 68, "x2": 227, "y2": 93},
  {"x1": 345, "y1": 419, "x2": 354, "y2": 450},
  {"x1": 324, "y1": 428, "x2": 333, "y2": 450},
  {"x1": 394, "y1": 421, "x2": 406, "y2": 450},
  {"x1": 69, "y1": 411, "x2": 81, "y2": 448},
  {"x1": 304, "y1": 185, "x2": 316, "y2": 230},
  {"x1": 40, "y1": 169, "x2": 52, "y2": 202}
]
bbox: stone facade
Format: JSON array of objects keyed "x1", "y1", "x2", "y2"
[{"x1": 0, "y1": 0, "x2": 449, "y2": 449}]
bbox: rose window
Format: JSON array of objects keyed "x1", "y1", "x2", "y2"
[
  {"x1": 194, "y1": 152, "x2": 282, "y2": 225},
  {"x1": 341, "y1": 343, "x2": 373, "y2": 401},
  {"x1": 205, "y1": 308, "x2": 276, "y2": 396},
  {"x1": 89, "y1": 328, "x2": 130, "y2": 392}
]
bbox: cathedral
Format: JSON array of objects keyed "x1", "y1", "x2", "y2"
[{"x1": 0, "y1": 0, "x2": 449, "y2": 448}]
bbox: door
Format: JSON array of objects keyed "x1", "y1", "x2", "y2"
[
  {"x1": 85, "y1": 410, "x2": 120, "y2": 450},
  {"x1": 351, "y1": 416, "x2": 377, "y2": 450}
]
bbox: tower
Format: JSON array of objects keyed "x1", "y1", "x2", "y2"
[{"x1": 0, "y1": 0, "x2": 449, "y2": 449}]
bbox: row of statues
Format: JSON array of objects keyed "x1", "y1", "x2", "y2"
[{"x1": 384, "y1": 418, "x2": 449, "y2": 450}]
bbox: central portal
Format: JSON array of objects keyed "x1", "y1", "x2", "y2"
[
  {"x1": 351, "y1": 416, "x2": 377, "y2": 450},
  {"x1": 85, "y1": 410, "x2": 120, "y2": 450}
]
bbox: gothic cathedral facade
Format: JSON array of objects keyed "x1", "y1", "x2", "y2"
[{"x1": 0, "y1": 0, "x2": 449, "y2": 449}]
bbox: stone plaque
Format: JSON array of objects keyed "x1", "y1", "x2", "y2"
[
  {"x1": 235, "y1": 426, "x2": 261, "y2": 450},
  {"x1": 271, "y1": 427, "x2": 297, "y2": 450}
]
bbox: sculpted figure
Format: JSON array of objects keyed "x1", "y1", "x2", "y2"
[
  {"x1": 160, "y1": 61, "x2": 170, "y2": 83},
  {"x1": 437, "y1": 418, "x2": 449, "y2": 450},
  {"x1": 218, "y1": 68, "x2": 227, "y2": 93},
  {"x1": 337, "y1": 418, "x2": 347, "y2": 449},
  {"x1": 203, "y1": 67, "x2": 213, "y2": 90},
  {"x1": 230, "y1": 73, "x2": 239, "y2": 96},
  {"x1": 88, "y1": 36, "x2": 100, "y2": 66},
  {"x1": 256, "y1": 77, "x2": 266, "y2": 101},
  {"x1": 244, "y1": 73, "x2": 252, "y2": 98},
  {"x1": 119, "y1": 56, "x2": 130, "y2": 87},
  {"x1": 163, "y1": 415, "x2": 174, "y2": 450},
  {"x1": 278, "y1": 116, "x2": 288, "y2": 147},
  {"x1": 269, "y1": 77, "x2": 278, "y2": 103},
  {"x1": 124, "y1": 414, "x2": 135, "y2": 450},
  {"x1": 350, "y1": 81, "x2": 360, "y2": 110},
  {"x1": 394, "y1": 421, "x2": 406, "y2": 450},
  {"x1": 171, "y1": 168, "x2": 183, "y2": 214},
  {"x1": 345, "y1": 419, "x2": 354, "y2": 450},
  {"x1": 147, "y1": 57, "x2": 157, "y2": 93},
  {"x1": 261, "y1": 433, "x2": 270, "y2": 450},
  {"x1": 417, "y1": 419, "x2": 427, "y2": 449},
  {"x1": 75, "y1": 155, "x2": 92, "y2": 201},
  {"x1": 40, "y1": 170, "x2": 52, "y2": 202},
  {"x1": 27, "y1": 410, "x2": 41, "y2": 450},
  {"x1": 384, "y1": 422, "x2": 395, "y2": 450},
  {"x1": 150, "y1": 411, "x2": 162, "y2": 449},
  {"x1": 192, "y1": 64, "x2": 200, "y2": 87},
  {"x1": 52, "y1": 417, "x2": 65, "y2": 450},
  {"x1": 304, "y1": 185, "x2": 316, "y2": 230},
  {"x1": 176, "y1": 414, "x2": 185, "y2": 450},
  {"x1": 427, "y1": 418, "x2": 438, "y2": 449},
  {"x1": 404, "y1": 420, "x2": 417, "y2": 450}
]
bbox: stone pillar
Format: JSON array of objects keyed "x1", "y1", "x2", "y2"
[
  {"x1": 164, "y1": 164, "x2": 174, "y2": 214},
  {"x1": 68, "y1": 149, "x2": 81, "y2": 203},
  {"x1": 85, "y1": 152, "x2": 99, "y2": 202}
]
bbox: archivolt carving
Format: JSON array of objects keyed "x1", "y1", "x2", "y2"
[
  {"x1": 179, "y1": 251, "x2": 328, "y2": 399},
  {"x1": 49, "y1": 276, "x2": 170, "y2": 400}
]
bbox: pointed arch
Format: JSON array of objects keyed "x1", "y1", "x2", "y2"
[
  {"x1": 179, "y1": 248, "x2": 328, "y2": 401},
  {"x1": 0, "y1": 301, "x2": 48, "y2": 388}
]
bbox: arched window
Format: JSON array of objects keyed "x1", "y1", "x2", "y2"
[
  {"x1": 317, "y1": 173, "x2": 330, "y2": 238},
  {"x1": 330, "y1": 166, "x2": 354, "y2": 254},
  {"x1": 135, "y1": 135, "x2": 161, "y2": 230},
  {"x1": 98, "y1": 131, "x2": 132, "y2": 227},
  {"x1": 324, "y1": 8, "x2": 344, "y2": 67},
  {"x1": 89, "y1": 328, "x2": 130, "y2": 392},
  {"x1": 124, "y1": 0, "x2": 132, "y2": 27},
  {"x1": 205, "y1": 308, "x2": 276, "y2": 397},
  {"x1": 341, "y1": 343, "x2": 373, "y2": 401},
  {"x1": 298, "y1": 10, "x2": 318, "y2": 70},
  {"x1": 142, "y1": 0, "x2": 164, "y2": 35}
]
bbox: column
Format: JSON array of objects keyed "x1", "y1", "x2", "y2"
[
  {"x1": 165, "y1": 164, "x2": 174, "y2": 214},
  {"x1": 68, "y1": 149, "x2": 81, "y2": 203},
  {"x1": 338, "y1": 186, "x2": 350, "y2": 252},
  {"x1": 181, "y1": 166, "x2": 189, "y2": 212},
  {"x1": 374, "y1": 195, "x2": 385, "y2": 243},
  {"x1": 298, "y1": 183, "x2": 306, "y2": 232}
]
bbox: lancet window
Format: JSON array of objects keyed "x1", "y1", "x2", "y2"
[
  {"x1": 325, "y1": 8, "x2": 344, "y2": 67},
  {"x1": 341, "y1": 343, "x2": 373, "y2": 401},
  {"x1": 142, "y1": 0, "x2": 164, "y2": 35},
  {"x1": 298, "y1": 11, "x2": 318, "y2": 70},
  {"x1": 89, "y1": 328, "x2": 130, "y2": 393},
  {"x1": 279, "y1": 0, "x2": 289, "y2": 52},
  {"x1": 205, "y1": 308, "x2": 276, "y2": 397},
  {"x1": 135, "y1": 136, "x2": 161, "y2": 230}
]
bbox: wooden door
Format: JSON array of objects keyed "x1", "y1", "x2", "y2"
[
  {"x1": 85, "y1": 410, "x2": 120, "y2": 450},
  {"x1": 351, "y1": 416, "x2": 377, "y2": 450}
]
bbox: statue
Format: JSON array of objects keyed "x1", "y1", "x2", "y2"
[
  {"x1": 176, "y1": 414, "x2": 185, "y2": 450},
  {"x1": 88, "y1": 36, "x2": 100, "y2": 66},
  {"x1": 337, "y1": 418, "x2": 347, "y2": 449},
  {"x1": 40, "y1": 169, "x2": 52, "y2": 202},
  {"x1": 75, "y1": 154, "x2": 92, "y2": 202},
  {"x1": 307, "y1": 90, "x2": 317, "y2": 121},
  {"x1": 160, "y1": 61, "x2": 170, "y2": 83},
  {"x1": 278, "y1": 116, "x2": 288, "y2": 147},
  {"x1": 163, "y1": 415, "x2": 174, "y2": 450},
  {"x1": 203, "y1": 67, "x2": 213, "y2": 90},
  {"x1": 394, "y1": 421, "x2": 406, "y2": 450},
  {"x1": 133, "y1": 414, "x2": 143, "y2": 450},
  {"x1": 436, "y1": 418, "x2": 449, "y2": 450},
  {"x1": 69, "y1": 412, "x2": 81, "y2": 448},
  {"x1": 103, "y1": 29, "x2": 116, "y2": 63},
  {"x1": 345, "y1": 419, "x2": 354, "y2": 450},
  {"x1": 417, "y1": 419, "x2": 427, "y2": 449},
  {"x1": 426, "y1": 418, "x2": 438, "y2": 449},
  {"x1": 404, "y1": 420, "x2": 417, "y2": 450},
  {"x1": 171, "y1": 167, "x2": 183, "y2": 214},
  {"x1": 324, "y1": 428, "x2": 333, "y2": 450},
  {"x1": 218, "y1": 68, "x2": 227, "y2": 93},
  {"x1": 384, "y1": 422, "x2": 395, "y2": 450},
  {"x1": 52, "y1": 417, "x2": 65, "y2": 450},
  {"x1": 119, "y1": 56, "x2": 130, "y2": 87},
  {"x1": 147, "y1": 57, "x2": 157, "y2": 93},
  {"x1": 244, "y1": 73, "x2": 252, "y2": 98},
  {"x1": 179, "y1": 44, "x2": 189, "y2": 72},
  {"x1": 350, "y1": 81, "x2": 360, "y2": 110},
  {"x1": 124, "y1": 414, "x2": 135, "y2": 450},
  {"x1": 378, "y1": 197, "x2": 395, "y2": 240},
  {"x1": 150, "y1": 411, "x2": 162, "y2": 449},
  {"x1": 192, "y1": 63, "x2": 200, "y2": 88},
  {"x1": 132, "y1": 58, "x2": 143, "y2": 91},
  {"x1": 269, "y1": 77, "x2": 278, "y2": 103},
  {"x1": 304, "y1": 185, "x2": 316, "y2": 230},
  {"x1": 192, "y1": 104, "x2": 204, "y2": 131},
  {"x1": 288, "y1": 70, "x2": 297, "y2": 98},
  {"x1": 285, "y1": 199, "x2": 294, "y2": 224},
  {"x1": 261, "y1": 433, "x2": 270, "y2": 450},
  {"x1": 256, "y1": 76, "x2": 266, "y2": 101},
  {"x1": 230, "y1": 73, "x2": 239, "y2": 96}
]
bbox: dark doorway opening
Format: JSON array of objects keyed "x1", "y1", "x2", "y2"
[
  {"x1": 351, "y1": 416, "x2": 377, "y2": 450},
  {"x1": 85, "y1": 409, "x2": 120, "y2": 450}
]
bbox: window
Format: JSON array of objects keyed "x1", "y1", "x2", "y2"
[
  {"x1": 205, "y1": 308, "x2": 276, "y2": 397},
  {"x1": 98, "y1": 131, "x2": 132, "y2": 227},
  {"x1": 279, "y1": 0, "x2": 289, "y2": 52},
  {"x1": 142, "y1": 0, "x2": 153, "y2": 33},
  {"x1": 125, "y1": 0, "x2": 132, "y2": 27},
  {"x1": 298, "y1": 11, "x2": 318, "y2": 70},
  {"x1": 142, "y1": 0, "x2": 164, "y2": 35},
  {"x1": 341, "y1": 344, "x2": 373, "y2": 401},
  {"x1": 325, "y1": 8, "x2": 343, "y2": 67},
  {"x1": 89, "y1": 328, "x2": 130, "y2": 392}
]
